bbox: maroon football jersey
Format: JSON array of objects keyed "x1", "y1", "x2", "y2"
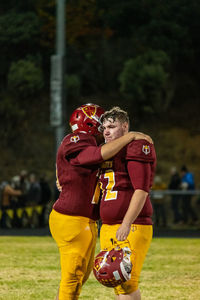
[
  {"x1": 99, "y1": 139, "x2": 156, "y2": 225},
  {"x1": 53, "y1": 132, "x2": 103, "y2": 220}
]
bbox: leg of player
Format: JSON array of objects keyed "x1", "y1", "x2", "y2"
[
  {"x1": 49, "y1": 210, "x2": 97, "y2": 299},
  {"x1": 100, "y1": 223, "x2": 152, "y2": 300},
  {"x1": 116, "y1": 289, "x2": 141, "y2": 299}
]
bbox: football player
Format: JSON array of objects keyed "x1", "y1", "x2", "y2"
[
  {"x1": 49, "y1": 103, "x2": 153, "y2": 300},
  {"x1": 98, "y1": 106, "x2": 156, "y2": 300}
]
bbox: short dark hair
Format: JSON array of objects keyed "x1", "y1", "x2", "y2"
[
  {"x1": 101, "y1": 106, "x2": 130, "y2": 126},
  {"x1": 181, "y1": 165, "x2": 188, "y2": 172}
]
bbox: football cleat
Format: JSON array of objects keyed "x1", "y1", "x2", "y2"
[
  {"x1": 69, "y1": 103, "x2": 105, "y2": 136},
  {"x1": 93, "y1": 247, "x2": 132, "y2": 288}
]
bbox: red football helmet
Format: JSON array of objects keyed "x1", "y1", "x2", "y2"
[
  {"x1": 93, "y1": 247, "x2": 132, "y2": 288},
  {"x1": 69, "y1": 103, "x2": 105, "y2": 136}
]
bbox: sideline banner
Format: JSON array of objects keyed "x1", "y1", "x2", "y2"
[{"x1": 0, "y1": 205, "x2": 44, "y2": 221}]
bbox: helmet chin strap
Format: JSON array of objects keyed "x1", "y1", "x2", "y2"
[{"x1": 110, "y1": 238, "x2": 132, "y2": 251}]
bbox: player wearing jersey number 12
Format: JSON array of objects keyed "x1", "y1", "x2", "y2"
[{"x1": 98, "y1": 107, "x2": 156, "y2": 300}]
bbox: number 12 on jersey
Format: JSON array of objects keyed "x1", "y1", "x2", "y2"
[{"x1": 103, "y1": 170, "x2": 118, "y2": 201}]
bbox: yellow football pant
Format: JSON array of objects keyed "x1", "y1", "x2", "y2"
[
  {"x1": 49, "y1": 209, "x2": 97, "y2": 300},
  {"x1": 100, "y1": 223, "x2": 153, "y2": 295}
]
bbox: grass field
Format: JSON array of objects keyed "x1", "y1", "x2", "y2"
[{"x1": 0, "y1": 235, "x2": 199, "y2": 300}]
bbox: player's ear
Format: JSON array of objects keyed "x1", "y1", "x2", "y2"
[{"x1": 122, "y1": 122, "x2": 129, "y2": 134}]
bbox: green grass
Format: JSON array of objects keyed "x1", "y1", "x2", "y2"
[{"x1": 0, "y1": 236, "x2": 199, "y2": 299}]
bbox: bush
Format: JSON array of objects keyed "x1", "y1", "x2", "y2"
[
  {"x1": 119, "y1": 50, "x2": 173, "y2": 115},
  {"x1": 8, "y1": 59, "x2": 44, "y2": 98}
]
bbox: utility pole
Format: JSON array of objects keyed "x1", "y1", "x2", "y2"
[{"x1": 50, "y1": 0, "x2": 66, "y2": 153}]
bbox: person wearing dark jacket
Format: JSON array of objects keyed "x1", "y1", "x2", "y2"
[{"x1": 168, "y1": 167, "x2": 182, "y2": 224}]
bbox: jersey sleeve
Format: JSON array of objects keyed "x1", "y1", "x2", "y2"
[
  {"x1": 127, "y1": 161, "x2": 152, "y2": 192},
  {"x1": 62, "y1": 133, "x2": 103, "y2": 166},
  {"x1": 70, "y1": 146, "x2": 103, "y2": 165},
  {"x1": 126, "y1": 140, "x2": 156, "y2": 163}
]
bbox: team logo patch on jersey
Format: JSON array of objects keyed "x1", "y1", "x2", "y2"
[
  {"x1": 142, "y1": 145, "x2": 150, "y2": 155},
  {"x1": 70, "y1": 135, "x2": 80, "y2": 143},
  {"x1": 82, "y1": 105, "x2": 97, "y2": 119}
]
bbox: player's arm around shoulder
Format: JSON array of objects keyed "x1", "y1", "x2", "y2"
[
  {"x1": 62, "y1": 132, "x2": 103, "y2": 166},
  {"x1": 101, "y1": 131, "x2": 153, "y2": 161}
]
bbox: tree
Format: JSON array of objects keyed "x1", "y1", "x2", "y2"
[
  {"x1": 8, "y1": 59, "x2": 44, "y2": 98},
  {"x1": 0, "y1": 11, "x2": 41, "y2": 84},
  {"x1": 66, "y1": 0, "x2": 112, "y2": 47},
  {"x1": 119, "y1": 50, "x2": 173, "y2": 115}
]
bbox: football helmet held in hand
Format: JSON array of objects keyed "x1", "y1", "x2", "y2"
[
  {"x1": 69, "y1": 103, "x2": 105, "y2": 136},
  {"x1": 93, "y1": 247, "x2": 132, "y2": 288}
]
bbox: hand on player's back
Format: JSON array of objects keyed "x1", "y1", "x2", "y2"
[{"x1": 130, "y1": 131, "x2": 153, "y2": 144}]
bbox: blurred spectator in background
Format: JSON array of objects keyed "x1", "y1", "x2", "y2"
[
  {"x1": 151, "y1": 175, "x2": 167, "y2": 227},
  {"x1": 18, "y1": 169, "x2": 30, "y2": 207},
  {"x1": 24, "y1": 172, "x2": 41, "y2": 228},
  {"x1": 39, "y1": 175, "x2": 52, "y2": 205},
  {"x1": 10, "y1": 175, "x2": 21, "y2": 208},
  {"x1": 0, "y1": 179, "x2": 23, "y2": 228},
  {"x1": 39, "y1": 175, "x2": 52, "y2": 226},
  {"x1": 180, "y1": 165, "x2": 198, "y2": 225},
  {"x1": 10, "y1": 175, "x2": 23, "y2": 227},
  {"x1": 26, "y1": 173, "x2": 41, "y2": 206},
  {"x1": 168, "y1": 166, "x2": 182, "y2": 224},
  {"x1": 20, "y1": 170, "x2": 30, "y2": 192}
]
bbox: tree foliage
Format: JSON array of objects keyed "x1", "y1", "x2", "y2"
[
  {"x1": 0, "y1": 0, "x2": 200, "y2": 119},
  {"x1": 8, "y1": 59, "x2": 44, "y2": 98},
  {"x1": 119, "y1": 50, "x2": 172, "y2": 115},
  {"x1": 0, "y1": 11, "x2": 41, "y2": 81},
  {"x1": 66, "y1": 0, "x2": 113, "y2": 47}
]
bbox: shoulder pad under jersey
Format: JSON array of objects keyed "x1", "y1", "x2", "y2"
[
  {"x1": 126, "y1": 139, "x2": 156, "y2": 163},
  {"x1": 61, "y1": 132, "x2": 97, "y2": 156}
]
